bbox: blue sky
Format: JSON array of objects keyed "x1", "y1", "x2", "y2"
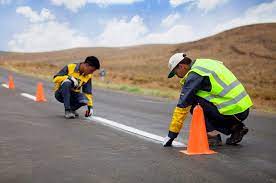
[{"x1": 0, "y1": 0, "x2": 275, "y2": 52}]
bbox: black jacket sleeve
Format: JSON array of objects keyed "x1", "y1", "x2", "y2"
[
  {"x1": 82, "y1": 78, "x2": 92, "y2": 94},
  {"x1": 177, "y1": 72, "x2": 206, "y2": 108},
  {"x1": 53, "y1": 65, "x2": 68, "y2": 78}
]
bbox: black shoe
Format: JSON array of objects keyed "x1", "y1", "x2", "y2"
[
  {"x1": 208, "y1": 134, "x2": 223, "y2": 146},
  {"x1": 226, "y1": 124, "x2": 249, "y2": 145},
  {"x1": 64, "y1": 110, "x2": 76, "y2": 119},
  {"x1": 72, "y1": 110, "x2": 79, "y2": 118}
]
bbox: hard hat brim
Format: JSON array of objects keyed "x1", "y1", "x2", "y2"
[{"x1": 168, "y1": 70, "x2": 176, "y2": 78}]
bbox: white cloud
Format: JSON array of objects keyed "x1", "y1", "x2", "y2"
[
  {"x1": 161, "y1": 13, "x2": 181, "y2": 27},
  {"x1": 170, "y1": 0, "x2": 229, "y2": 12},
  {"x1": 51, "y1": 0, "x2": 143, "y2": 12},
  {"x1": 215, "y1": 0, "x2": 276, "y2": 33},
  {"x1": 95, "y1": 15, "x2": 148, "y2": 47},
  {"x1": 16, "y1": 6, "x2": 56, "y2": 23},
  {"x1": 9, "y1": 8, "x2": 198, "y2": 51},
  {"x1": 95, "y1": 15, "x2": 197, "y2": 46},
  {"x1": 142, "y1": 24, "x2": 195, "y2": 44},
  {"x1": 50, "y1": 0, "x2": 87, "y2": 12},
  {"x1": 170, "y1": 0, "x2": 192, "y2": 7},
  {"x1": 9, "y1": 7, "x2": 92, "y2": 52}
]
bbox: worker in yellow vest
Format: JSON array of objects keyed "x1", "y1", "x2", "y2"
[
  {"x1": 53, "y1": 56, "x2": 100, "y2": 119},
  {"x1": 163, "y1": 53, "x2": 253, "y2": 146}
]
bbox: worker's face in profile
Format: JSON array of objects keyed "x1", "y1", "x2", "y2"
[
  {"x1": 83, "y1": 64, "x2": 97, "y2": 75},
  {"x1": 174, "y1": 64, "x2": 189, "y2": 78}
]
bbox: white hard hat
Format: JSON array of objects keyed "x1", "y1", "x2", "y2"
[{"x1": 168, "y1": 53, "x2": 186, "y2": 78}]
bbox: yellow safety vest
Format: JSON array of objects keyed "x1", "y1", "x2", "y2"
[
  {"x1": 180, "y1": 59, "x2": 253, "y2": 115},
  {"x1": 53, "y1": 63, "x2": 93, "y2": 106}
]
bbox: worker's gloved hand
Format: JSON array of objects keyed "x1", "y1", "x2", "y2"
[
  {"x1": 162, "y1": 131, "x2": 178, "y2": 147},
  {"x1": 61, "y1": 76, "x2": 79, "y2": 88},
  {"x1": 68, "y1": 76, "x2": 79, "y2": 88},
  {"x1": 85, "y1": 106, "x2": 94, "y2": 117},
  {"x1": 163, "y1": 136, "x2": 174, "y2": 147}
]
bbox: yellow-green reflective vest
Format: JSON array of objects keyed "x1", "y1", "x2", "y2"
[{"x1": 180, "y1": 59, "x2": 253, "y2": 115}]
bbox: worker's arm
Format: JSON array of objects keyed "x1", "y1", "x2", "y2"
[
  {"x1": 82, "y1": 79, "x2": 94, "y2": 117},
  {"x1": 82, "y1": 78, "x2": 93, "y2": 107},
  {"x1": 53, "y1": 66, "x2": 69, "y2": 83},
  {"x1": 163, "y1": 72, "x2": 205, "y2": 146}
]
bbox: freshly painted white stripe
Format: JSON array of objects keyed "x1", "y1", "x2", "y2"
[
  {"x1": 88, "y1": 116, "x2": 186, "y2": 147},
  {"x1": 19, "y1": 91, "x2": 185, "y2": 147},
  {"x1": 1, "y1": 84, "x2": 9, "y2": 88},
  {"x1": 21, "y1": 93, "x2": 36, "y2": 101}
]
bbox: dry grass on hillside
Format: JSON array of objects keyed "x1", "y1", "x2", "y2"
[{"x1": 0, "y1": 23, "x2": 276, "y2": 112}]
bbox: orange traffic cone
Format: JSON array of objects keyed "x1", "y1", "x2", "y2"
[
  {"x1": 8, "y1": 75, "x2": 15, "y2": 89},
  {"x1": 36, "y1": 82, "x2": 47, "y2": 102},
  {"x1": 180, "y1": 105, "x2": 216, "y2": 155}
]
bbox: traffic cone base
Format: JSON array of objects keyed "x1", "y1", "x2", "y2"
[
  {"x1": 36, "y1": 82, "x2": 47, "y2": 102},
  {"x1": 180, "y1": 150, "x2": 216, "y2": 155},
  {"x1": 180, "y1": 104, "x2": 217, "y2": 155}
]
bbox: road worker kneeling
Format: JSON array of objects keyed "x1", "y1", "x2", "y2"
[
  {"x1": 53, "y1": 56, "x2": 100, "y2": 119},
  {"x1": 163, "y1": 53, "x2": 253, "y2": 146}
]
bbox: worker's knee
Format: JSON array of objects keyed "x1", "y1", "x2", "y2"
[
  {"x1": 78, "y1": 98, "x2": 88, "y2": 106},
  {"x1": 71, "y1": 101, "x2": 87, "y2": 111},
  {"x1": 61, "y1": 80, "x2": 73, "y2": 89}
]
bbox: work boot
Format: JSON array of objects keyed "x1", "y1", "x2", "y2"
[
  {"x1": 226, "y1": 123, "x2": 249, "y2": 145},
  {"x1": 72, "y1": 110, "x2": 79, "y2": 118},
  {"x1": 208, "y1": 134, "x2": 223, "y2": 146},
  {"x1": 64, "y1": 110, "x2": 75, "y2": 119}
]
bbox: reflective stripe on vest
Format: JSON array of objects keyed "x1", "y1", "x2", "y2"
[
  {"x1": 193, "y1": 66, "x2": 242, "y2": 101},
  {"x1": 217, "y1": 90, "x2": 248, "y2": 110}
]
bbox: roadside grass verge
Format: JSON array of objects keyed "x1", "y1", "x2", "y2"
[{"x1": 0, "y1": 64, "x2": 275, "y2": 113}]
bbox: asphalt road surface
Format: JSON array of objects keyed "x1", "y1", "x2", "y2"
[{"x1": 0, "y1": 68, "x2": 276, "y2": 183}]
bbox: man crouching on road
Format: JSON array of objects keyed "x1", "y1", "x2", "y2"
[
  {"x1": 53, "y1": 56, "x2": 100, "y2": 119},
  {"x1": 163, "y1": 53, "x2": 253, "y2": 147}
]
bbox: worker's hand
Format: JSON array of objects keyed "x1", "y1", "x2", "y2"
[
  {"x1": 68, "y1": 76, "x2": 79, "y2": 88},
  {"x1": 61, "y1": 76, "x2": 79, "y2": 88},
  {"x1": 162, "y1": 131, "x2": 178, "y2": 147},
  {"x1": 163, "y1": 136, "x2": 174, "y2": 147},
  {"x1": 85, "y1": 106, "x2": 94, "y2": 117}
]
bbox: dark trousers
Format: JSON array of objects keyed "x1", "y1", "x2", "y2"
[
  {"x1": 55, "y1": 81, "x2": 88, "y2": 111},
  {"x1": 190, "y1": 97, "x2": 249, "y2": 135}
]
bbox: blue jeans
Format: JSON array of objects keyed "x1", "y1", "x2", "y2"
[
  {"x1": 55, "y1": 81, "x2": 88, "y2": 111},
  {"x1": 190, "y1": 97, "x2": 249, "y2": 135}
]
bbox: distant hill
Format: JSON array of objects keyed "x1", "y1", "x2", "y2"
[{"x1": 1, "y1": 23, "x2": 276, "y2": 111}]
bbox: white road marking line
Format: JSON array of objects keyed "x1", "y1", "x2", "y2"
[
  {"x1": 21, "y1": 93, "x2": 36, "y2": 101},
  {"x1": 19, "y1": 92, "x2": 186, "y2": 147},
  {"x1": 1, "y1": 84, "x2": 9, "y2": 88},
  {"x1": 88, "y1": 116, "x2": 186, "y2": 147}
]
